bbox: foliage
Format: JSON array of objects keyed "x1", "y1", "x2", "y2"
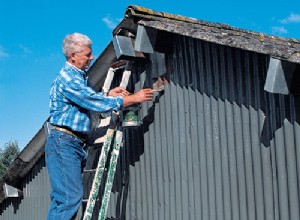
[{"x1": 0, "y1": 140, "x2": 20, "y2": 179}]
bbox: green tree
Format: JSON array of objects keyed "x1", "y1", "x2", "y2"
[{"x1": 0, "y1": 140, "x2": 20, "y2": 179}]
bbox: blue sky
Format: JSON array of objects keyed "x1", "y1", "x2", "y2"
[{"x1": 0, "y1": 0, "x2": 300, "y2": 150}]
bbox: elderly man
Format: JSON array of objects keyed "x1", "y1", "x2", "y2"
[{"x1": 45, "y1": 32, "x2": 153, "y2": 220}]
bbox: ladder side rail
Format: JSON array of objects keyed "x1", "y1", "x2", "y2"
[{"x1": 83, "y1": 63, "x2": 131, "y2": 220}]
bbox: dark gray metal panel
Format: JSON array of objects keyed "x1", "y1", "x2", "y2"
[
  {"x1": 104, "y1": 34, "x2": 300, "y2": 220},
  {"x1": 0, "y1": 158, "x2": 51, "y2": 220}
]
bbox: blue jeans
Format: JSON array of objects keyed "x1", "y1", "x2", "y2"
[{"x1": 45, "y1": 130, "x2": 86, "y2": 220}]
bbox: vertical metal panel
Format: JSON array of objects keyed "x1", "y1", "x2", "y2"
[
  {"x1": 103, "y1": 34, "x2": 300, "y2": 220},
  {"x1": 0, "y1": 157, "x2": 51, "y2": 220}
]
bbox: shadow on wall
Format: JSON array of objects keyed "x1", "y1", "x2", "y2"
[
  {"x1": 260, "y1": 64, "x2": 300, "y2": 146},
  {"x1": 108, "y1": 91, "x2": 163, "y2": 219}
]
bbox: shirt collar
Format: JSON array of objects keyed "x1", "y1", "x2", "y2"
[{"x1": 66, "y1": 62, "x2": 87, "y2": 78}]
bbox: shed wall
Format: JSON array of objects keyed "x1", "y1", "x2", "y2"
[
  {"x1": 0, "y1": 158, "x2": 50, "y2": 220},
  {"x1": 106, "y1": 35, "x2": 300, "y2": 220}
]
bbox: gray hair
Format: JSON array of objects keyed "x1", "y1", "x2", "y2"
[{"x1": 62, "y1": 33, "x2": 92, "y2": 58}]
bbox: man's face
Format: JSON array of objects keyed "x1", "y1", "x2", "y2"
[{"x1": 71, "y1": 45, "x2": 94, "y2": 70}]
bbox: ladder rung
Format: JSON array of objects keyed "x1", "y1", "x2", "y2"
[
  {"x1": 83, "y1": 168, "x2": 107, "y2": 173},
  {"x1": 82, "y1": 198, "x2": 99, "y2": 203},
  {"x1": 83, "y1": 169, "x2": 97, "y2": 173}
]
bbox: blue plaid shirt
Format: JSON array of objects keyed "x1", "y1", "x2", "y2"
[{"x1": 49, "y1": 62, "x2": 123, "y2": 134}]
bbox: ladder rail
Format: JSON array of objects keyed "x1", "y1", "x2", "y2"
[
  {"x1": 83, "y1": 128, "x2": 115, "y2": 220},
  {"x1": 98, "y1": 67, "x2": 135, "y2": 219},
  {"x1": 83, "y1": 63, "x2": 131, "y2": 220},
  {"x1": 98, "y1": 129, "x2": 123, "y2": 220}
]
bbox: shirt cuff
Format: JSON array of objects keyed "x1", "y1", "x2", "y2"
[{"x1": 114, "y1": 96, "x2": 123, "y2": 110}]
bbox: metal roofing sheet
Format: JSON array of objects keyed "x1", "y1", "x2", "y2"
[{"x1": 120, "y1": 5, "x2": 300, "y2": 64}]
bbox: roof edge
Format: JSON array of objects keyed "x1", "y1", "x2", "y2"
[
  {"x1": 122, "y1": 5, "x2": 300, "y2": 64},
  {"x1": 125, "y1": 5, "x2": 300, "y2": 43}
]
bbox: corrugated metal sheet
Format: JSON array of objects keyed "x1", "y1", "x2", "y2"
[
  {"x1": 104, "y1": 35, "x2": 300, "y2": 220},
  {"x1": 0, "y1": 158, "x2": 51, "y2": 220}
]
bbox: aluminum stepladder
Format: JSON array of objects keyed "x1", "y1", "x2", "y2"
[{"x1": 83, "y1": 63, "x2": 131, "y2": 220}]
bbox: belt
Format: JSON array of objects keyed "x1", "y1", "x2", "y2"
[{"x1": 51, "y1": 125, "x2": 87, "y2": 141}]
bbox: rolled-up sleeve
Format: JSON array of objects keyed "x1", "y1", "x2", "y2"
[{"x1": 58, "y1": 72, "x2": 123, "y2": 113}]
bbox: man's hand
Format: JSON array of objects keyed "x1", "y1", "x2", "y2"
[
  {"x1": 123, "y1": 89, "x2": 153, "y2": 107},
  {"x1": 108, "y1": 87, "x2": 130, "y2": 97},
  {"x1": 111, "y1": 60, "x2": 127, "y2": 69},
  {"x1": 130, "y1": 89, "x2": 153, "y2": 102}
]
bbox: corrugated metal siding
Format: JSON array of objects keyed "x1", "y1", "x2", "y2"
[
  {"x1": 0, "y1": 158, "x2": 51, "y2": 220},
  {"x1": 105, "y1": 35, "x2": 300, "y2": 220}
]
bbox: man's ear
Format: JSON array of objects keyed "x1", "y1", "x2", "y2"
[{"x1": 70, "y1": 52, "x2": 76, "y2": 62}]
